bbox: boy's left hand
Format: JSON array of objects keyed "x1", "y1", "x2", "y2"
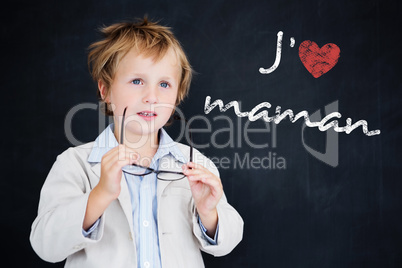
[{"x1": 182, "y1": 162, "x2": 223, "y2": 235}]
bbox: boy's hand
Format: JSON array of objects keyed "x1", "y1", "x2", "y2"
[
  {"x1": 182, "y1": 162, "x2": 223, "y2": 237},
  {"x1": 97, "y1": 144, "x2": 137, "y2": 201},
  {"x1": 84, "y1": 145, "x2": 136, "y2": 230}
]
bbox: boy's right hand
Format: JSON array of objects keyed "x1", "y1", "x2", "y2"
[
  {"x1": 96, "y1": 144, "x2": 137, "y2": 201},
  {"x1": 84, "y1": 145, "x2": 137, "y2": 230}
]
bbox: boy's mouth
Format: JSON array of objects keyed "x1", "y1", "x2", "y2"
[{"x1": 137, "y1": 111, "x2": 157, "y2": 119}]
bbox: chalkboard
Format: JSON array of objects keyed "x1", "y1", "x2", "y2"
[{"x1": 2, "y1": 0, "x2": 401, "y2": 267}]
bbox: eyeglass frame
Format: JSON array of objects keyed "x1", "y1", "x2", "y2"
[{"x1": 120, "y1": 106, "x2": 193, "y2": 181}]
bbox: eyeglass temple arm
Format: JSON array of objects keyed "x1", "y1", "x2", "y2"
[
  {"x1": 120, "y1": 107, "x2": 127, "y2": 145},
  {"x1": 189, "y1": 127, "x2": 193, "y2": 162}
]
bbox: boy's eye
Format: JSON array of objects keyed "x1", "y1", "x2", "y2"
[
  {"x1": 131, "y1": 79, "x2": 142, "y2": 85},
  {"x1": 160, "y1": 82, "x2": 169, "y2": 88}
]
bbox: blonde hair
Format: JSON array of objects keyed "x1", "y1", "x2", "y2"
[{"x1": 88, "y1": 17, "x2": 193, "y2": 115}]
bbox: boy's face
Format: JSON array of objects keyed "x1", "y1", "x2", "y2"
[{"x1": 100, "y1": 47, "x2": 181, "y2": 142}]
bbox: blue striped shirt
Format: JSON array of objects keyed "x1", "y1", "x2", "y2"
[{"x1": 85, "y1": 124, "x2": 217, "y2": 268}]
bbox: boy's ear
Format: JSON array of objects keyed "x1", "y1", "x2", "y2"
[{"x1": 98, "y1": 80, "x2": 109, "y2": 102}]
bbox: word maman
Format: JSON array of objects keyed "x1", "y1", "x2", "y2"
[{"x1": 204, "y1": 96, "x2": 380, "y2": 136}]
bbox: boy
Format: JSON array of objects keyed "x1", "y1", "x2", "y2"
[{"x1": 30, "y1": 17, "x2": 243, "y2": 267}]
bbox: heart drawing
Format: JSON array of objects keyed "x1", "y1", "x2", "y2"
[{"x1": 299, "y1": 41, "x2": 340, "y2": 78}]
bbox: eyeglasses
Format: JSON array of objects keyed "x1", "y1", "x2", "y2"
[{"x1": 120, "y1": 107, "x2": 193, "y2": 181}]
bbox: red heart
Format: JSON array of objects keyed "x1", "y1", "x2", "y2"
[{"x1": 299, "y1": 41, "x2": 340, "y2": 78}]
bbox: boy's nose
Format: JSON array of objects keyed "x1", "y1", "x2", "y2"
[{"x1": 142, "y1": 87, "x2": 159, "y2": 104}]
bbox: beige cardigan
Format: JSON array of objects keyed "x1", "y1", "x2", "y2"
[{"x1": 30, "y1": 141, "x2": 243, "y2": 267}]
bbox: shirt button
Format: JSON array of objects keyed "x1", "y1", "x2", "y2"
[
  {"x1": 144, "y1": 261, "x2": 150, "y2": 268},
  {"x1": 143, "y1": 220, "x2": 149, "y2": 227}
]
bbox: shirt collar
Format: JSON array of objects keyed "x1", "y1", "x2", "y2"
[
  {"x1": 87, "y1": 124, "x2": 118, "y2": 163},
  {"x1": 88, "y1": 124, "x2": 187, "y2": 164},
  {"x1": 155, "y1": 128, "x2": 188, "y2": 164}
]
